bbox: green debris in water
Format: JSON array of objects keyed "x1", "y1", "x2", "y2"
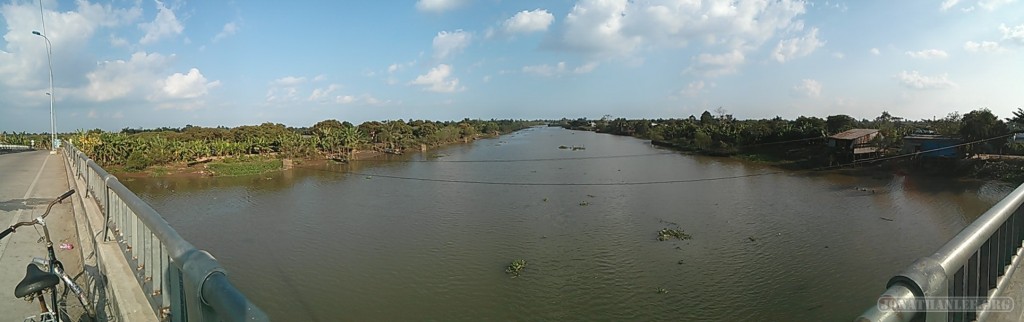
[
  {"x1": 657, "y1": 228, "x2": 692, "y2": 241},
  {"x1": 506, "y1": 259, "x2": 527, "y2": 277}
]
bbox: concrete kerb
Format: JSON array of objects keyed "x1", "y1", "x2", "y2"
[
  {"x1": 61, "y1": 151, "x2": 102, "y2": 318},
  {"x1": 61, "y1": 151, "x2": 158, "y2": 322}
]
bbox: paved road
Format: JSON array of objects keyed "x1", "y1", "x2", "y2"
[{"x1": 0, "y1": 151, "x2": 86, "y2": 321}]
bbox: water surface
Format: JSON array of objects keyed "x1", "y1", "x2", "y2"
[{"x1": 124, "y1": 127, "x2": 1012, "y2": 321}]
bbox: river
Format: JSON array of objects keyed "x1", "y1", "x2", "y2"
[{"x1": 122, "y1": 126, "x2": 1013, "y2": 321}]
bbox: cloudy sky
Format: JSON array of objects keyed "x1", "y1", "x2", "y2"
[{"x1": 1, "y1": 0, "x2": 1022, "y2": 132}]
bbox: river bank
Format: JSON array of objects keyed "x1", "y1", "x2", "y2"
[
  {"x1": 648, "y1": 134, "x2": 1024, "y2": 184},
  {"x1": 111, "y1": 133, "x2": 506, "y2": 178}
]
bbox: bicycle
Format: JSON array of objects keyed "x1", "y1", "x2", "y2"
[{"x1": 1, "y1": 190, "x2": 95, "y2": 322}]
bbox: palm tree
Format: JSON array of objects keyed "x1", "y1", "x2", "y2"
[{"x1": 338, "y1": 127, "x2": 366, "y2": 157}]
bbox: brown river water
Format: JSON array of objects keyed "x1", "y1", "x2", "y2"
[{"x1": 122, "y1": 126, "x2": 1013, "y2": 321}]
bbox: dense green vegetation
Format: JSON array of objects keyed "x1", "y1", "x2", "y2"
[
  {"x1": 559, "y1": 108, "x2": 1024, "y2": 163},
  {"x1": 0, "y1": 132, "x2": 53, "y2": 149},
  {"x1": 65, "y1": 119, "x2": 539, "y2": 171}
]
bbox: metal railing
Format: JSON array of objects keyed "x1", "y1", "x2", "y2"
[
  {"x1": 0, "y1": 144, "x2": 31, "y2": 151},
  {"x1": 62, "y1": 143, "x2": 268, "y2": 322},
  {"x1": 858, "y1": 183, "x2": 1024, "y2": 322}
]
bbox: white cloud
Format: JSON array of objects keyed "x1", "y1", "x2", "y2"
[
  {"x1": 410, "y1": 64, "x2": 463, "y2": 93},
  {"x1": 555, "y1": 0, "x2": 638, "y2": 55},
  {"x1": 870, "y1": 48, "x2": 881, "y2": 55},
  {"x1": 503, "y1": 9, "x2": 555, "y2": 34},
  {"x1": 432, "y1": 30, "x2": 471, "y2": 61},
  {"x1": 0, "y1": 1, "x2": 141, "y2": 90},
  {"x1": 772, "y1": 28, "x2": 824, "y2": 63},
  {"x1": 792, "y1": 79, "x2": 822, "y2": 97},
  {"x1": 265, "y1": 76, "x2": 309, "y2": 103},
  {"x1": 79, "y1": 51, "x2": 218, "y2": 109},
  {"x1": 964, "y1": 41, "x2": 1002, "y2": 53},
  {"x1": 832, "y1": 52, "x2": 845, "y2": 59},
  {"x1": 686, "y1": 50, "x2": 745, "y2": 77},
  {"x1": 212, "y1": 22, "x2": 239, "y2": 43},
  {"x1": 944, "y1": 0, "x2": 1016, "y2": 11},
  {"x1": 309, "y1": 84, "x2": 342, "y2": 101},
  {"x1": 521, "y1": 61, "x2": 599, "y2": 77},
  {"x1": 680, "y1": 81, "x2": 705, "y2": 97},
  {"x1": 110, "y1": 35, "x2": 129, "y2": 47},
  {"x1": 333, "y1": 94, "x2": 390, "y2": 105},
  {"x1": 160, "y1": 68, "x2": 220, "y2": 100},
  {"x1": 552, "y1": 0, "x2": 807, "y2": 57},
  {"x1": 273, "y1": 76, "x2": 307, "y2": 87},
  {"x1": 895, "y1": 71, "x2": 957, "y2": 90},
  {"x1": 139, "y1": 0, "x2": 183, "y2": 45},
  {"x1": 979, "y1": 0, "x2": 1017, "y2": 10},
  {"x1": 416, "y1": 0, "x2": 464, "y2": 12},
  {"x1": 1001, "y1": 23, "x2": 1024, "y2": 45},
  {"x1": 941, "y1": 0, "x2": 961, "y2": 10},
  {"x1": 387, "y1": 61, "x2": 415, "y2": 74},
  {"x1": 336, "y1": 95, "x2": 356, "y2": 104},
  {"x1": 906, "y1": 49, "x2": 949, "y2": 59},
  {"x1": 82, "y1": 51, "x2": 173, "y2": 101}
]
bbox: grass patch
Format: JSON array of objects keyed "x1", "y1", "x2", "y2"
[
  {"x1": 150, "y1": 166, "x2": 171, "y2": 177},
  {"x1": 735, "y1": 152, "x2": 785, "y2": 163},
  {"x1": 207, "y1": 156, "x2": 282, "y2": 176}
]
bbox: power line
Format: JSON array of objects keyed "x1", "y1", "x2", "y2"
[
  {"x1": 342, "y1": 170, "x2": 782, "y2": 186},
  {"x1": 300, "y1": 132, "x2": 1015, "y2": 186},
  {"x1": 347, "y1": 152, "x2": 677, "y2": 163}
]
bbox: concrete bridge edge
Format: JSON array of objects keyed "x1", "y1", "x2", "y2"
[{"x1": 61, "y1": 153, "x2": 158, "y2": 322}]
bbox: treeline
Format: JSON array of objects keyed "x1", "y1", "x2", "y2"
[
  {"x1": 559, "y1": 108, "x2": 1024, "y2": 157},
  {"x1": 70, "y1": 119, "x2": 540, "y2": 171},
  {"x1": 0, "y1": 132, "x2": 54, "y2": 149}
]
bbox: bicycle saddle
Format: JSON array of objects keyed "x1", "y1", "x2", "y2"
[{"x1": 14, "y1": 264, "x2": 59, "y2": 298}]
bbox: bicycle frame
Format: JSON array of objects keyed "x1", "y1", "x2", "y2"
[{"x1": 1, "y1": 190, "x2": 93, "y2": 322}]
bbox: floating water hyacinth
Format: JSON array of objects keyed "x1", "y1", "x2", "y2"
[
  {"x1": 657, "y1": 228, "x2": 692, "y2": 241},
  {"x1": 506, "y1": 259, "x2": 527, "y2": 277}
]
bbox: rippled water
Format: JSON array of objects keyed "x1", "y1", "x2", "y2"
[{"x1": 123, "y1": 126, "x2": 1013, "y2": 321}]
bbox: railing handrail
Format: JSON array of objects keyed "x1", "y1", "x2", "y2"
[
  {"x1": 932, "y1": 184, "x2": 1024, "y2": 275},
  {"x1": 859, "y1": 182, "x2": 1024, "y2": 321},
  {"x1": 63, "y1": 142, "x2": 267, "y2": 322}
]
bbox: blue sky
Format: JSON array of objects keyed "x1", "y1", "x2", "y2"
[{"x1": 0, "y1": 0, "x2": 1022, "y2": 132}]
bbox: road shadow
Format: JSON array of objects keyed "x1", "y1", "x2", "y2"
[
  {"x1": 0, "y1": 198, "x2": 50, "y2": 212},
  {"x1": 0, "y1": 149, "x2": 35, "y2": 155}
]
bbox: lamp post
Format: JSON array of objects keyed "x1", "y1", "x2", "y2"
[{"x1": 32, "y1": 30, "x2": 55, "y2": 152}]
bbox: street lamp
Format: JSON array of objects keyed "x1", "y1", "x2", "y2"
[{"x1": 32, "y1": 30, "x2": 55, "y2": 152}]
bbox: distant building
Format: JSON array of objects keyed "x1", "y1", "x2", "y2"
[
  {"x1": 902, "y1": 134, "x2": 962, "y2": 159},
  {"x1": 1010, "y1": 133, "x2": 1024, "y2": 144},
  {"x1": 828, "y1": 129, "x2": 883, "y2": 162}
]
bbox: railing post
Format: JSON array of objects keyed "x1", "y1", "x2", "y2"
[{"x1": 104, "y1": 176, "x2": 119, "y2": 242}]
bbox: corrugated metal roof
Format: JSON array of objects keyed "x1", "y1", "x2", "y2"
[{"x1": 829, "y1": 128, "x2": 879, "y2": 140}]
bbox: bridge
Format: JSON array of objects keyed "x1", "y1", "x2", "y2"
[
  {"x1": 0, "y1": 144, "x2": 267, "y2": 321},
  {"x1": 857, "y1": 181, "x2": 1024, "y2": 321}
]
